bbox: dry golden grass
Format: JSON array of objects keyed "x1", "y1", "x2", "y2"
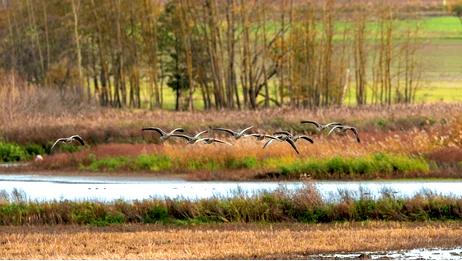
[
  {"x1": 0, "y1": 222, "x2": 461, "y2": 259},
  {"x1": 28, "y1": 115, "x2": 460, "y2": 175}
]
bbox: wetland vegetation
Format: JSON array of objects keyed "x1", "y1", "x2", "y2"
[
  {"x1": 0, "y1": 0, "x2": 461, "y2": 258},
  {"x1": 1, "y1": 185, "x2": 462, "y2": 226}
]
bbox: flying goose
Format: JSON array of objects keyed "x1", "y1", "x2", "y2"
[
  {"x1": 50, "y1": 135, "x2": 85, "y2": 152},
  {"x1": 263, "y1": 131, "x2": 313, "y2": 154},
  {"x1": 170, "y1": 130, "x2": 209, "y2": 144},
  {"x1": 327, "y1": 125, "x2": 361, "y2": 143},
  {"x1": 212, "y1": 126, "x2": 253, "y2": 139},
  {"x1": 300, "y1": 120, "x2": 342, "y2": 132},
  {"x1": 263, "y1": 131, "x2": 293, "y2": 149},
  {"x1": 263, "y1": 132, "x2": 314, "y2": 154},
  {"x1": 268, "y1": 135, "x2": 300, "y2": 154},
  {"x1": 141, "y1": 127, "x2": 184, "y2": 141}
]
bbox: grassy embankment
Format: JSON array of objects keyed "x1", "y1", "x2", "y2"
[{"x1": 1, "y1": 222, "x2": 461, "y2": 259}]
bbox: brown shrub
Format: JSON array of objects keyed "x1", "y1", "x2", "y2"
[{"x1": 89, "y1": 143, "x2": 162, "y2": 158}]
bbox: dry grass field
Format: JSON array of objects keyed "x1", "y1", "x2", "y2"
[{"x1": 0, "y1": 222, "x2": 461, "y2": 259}]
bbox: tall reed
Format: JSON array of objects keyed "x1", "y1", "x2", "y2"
[{"x1": 1, "y1": 186, "x2": 462, "y2": 226}]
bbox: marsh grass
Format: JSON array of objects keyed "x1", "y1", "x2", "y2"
[
  {"x1": 1, "y1": 186, "x2": 462, "y2": 226},
  {"x1": 72, "y1": 151, "x2": 431, "y2": 179},
  {"x1": 1, "y1": 102, "x2": 460, "y2": 145},
  {"x1": 16, "y1": 115, "x2": 462, "y2": 178},
  {"x1": 277, "y1": 153, "x2": 430, "y2": 179},
  {"x1": 2, "y1": 103, "x2": 460, "y2": 180}
]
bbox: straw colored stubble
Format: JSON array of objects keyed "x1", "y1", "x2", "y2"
[{"x1": 1, "y1": 222, "x2": 462, "y2": 259}]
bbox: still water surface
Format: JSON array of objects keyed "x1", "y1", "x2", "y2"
[
  {"x1": 1, "y1": 174, "x2": 462, "y2": 202},
  {"x1": 312, "y1": 247, "x2": 462, "y2": 260}
]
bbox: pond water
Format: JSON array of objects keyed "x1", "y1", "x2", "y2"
[
  {"x1": 310, "y1": 247, "x2": 462, "y2": 260},
  {"x1": 1, "y1": 174, "x2": 462, "y2": 202}
]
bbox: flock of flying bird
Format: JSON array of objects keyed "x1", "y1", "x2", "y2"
[{"x1": 50, "y1": 120, "x2": 360, "y2": 155}]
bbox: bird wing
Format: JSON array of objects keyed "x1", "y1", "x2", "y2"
[
  {"x1": 347, "y1": 127, "x2": 361, "y2": 143},
  {"x1": 193, "y1": 130, "x2": 208, "y2": 139},
  {"x1": 327, "y1": 125, "x2": 343, "y2": 136},
  {"x1": 324, "y1": 122, "x2": 343, "y2": 129},
  {"x1": 285, "y1": 138, "x2": 300, "y2": 154},
  {"x1": 273, "y1": 131, "x2": 291, "y2": 136},
  {"x1": 238, "y1": 126, "x2": 253, "y2": 135},
  {"x1": 296, "y1": 135, "x2": 314, "y2": 144},
  {"x1": 213, "y1": 128, "x2": 236, "y2": 136},
  {"x1": 244, "y1": 133, "x2": 262, "y2": 140},
  {"x1": 169, "y1": 128, "x2": 185, "y2": 135},
  {"x1": 70, "y1": 135, "x2": 85, "y2": 145},
  {"x1": 263, "y1": 139, "x2": 275, "y2": 149},
  {"x1": 264, "y1": 135, "x2": 281, "y2": 140},
  {"x1": 50, "y1": 138, "x2": 66, "y2": 152},
  {"x1": 192, "y1": 138, "x2": 207, "y2": 144},
  {"x1": 212, "y1": 138, "x2": 232, "y2": 145},
  {"x1": 142, "y1": 127, "x2": 165, "y2": 136},
  {"x1": 170, "y1": 134, "x2": 193, "y2": 141},
  {"x1": 300, "y1": 120, "x2": 321, "y2": 129}
]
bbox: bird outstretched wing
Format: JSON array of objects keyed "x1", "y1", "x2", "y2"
[
  {"x1": 324, "y1": 122, "x2": 343, "y2": 129},
  {"x1": 168, "y1": 128, "x2": 185, "y2": 135},
  {"x1": 273, "y1": 131, "x2": 291, "y2": 136},
  {"x1": 213, "y1": 128, "x2": 237, "y2": 136},
  {"x1": 327, "y1": 125, "x2": 343, "y2": 136},
  {"x1": 170, "y1": 134, "x2": 194, "y2": 142},
  {"x1": 142, "y1": 127, "x2": 166, "y2": 136},
  {"x1": 347, "y1": 127, "x2": 361, "y2": 143},
  {"x1": 238, "y1": 126, "x2": 254, "y2": 136},
  {"x1": 257, "y1": 134, "x2": 280, "y2": 140},
  {"x1": 50, "y1": 138, "x2": 67, "y2": 152},
  {"x1": 211, "y1": 138, "x2": 232, "y2": 145},
  {"x1": 300, "y1": 120, "x2": 322, "y2": 129},
  {"x1": 285, "y1": 139, "x2": 300, "y2": 154},
  {"x1": 193, "y1": 130, "x2": 208, "y2": 139},
  {"x1": 70, "y1": 135, "x2": 85, "y2": 145},
  {"x1": 263, "y1": 139, "x2": 276, "y2": 149},
  {"x1": 296, "y1": 135, "x2": 314, "y2": 144}
]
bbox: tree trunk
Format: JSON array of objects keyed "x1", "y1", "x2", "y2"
[{"x1": 71, "y1": 0, "x2": 84, "y2": 99}]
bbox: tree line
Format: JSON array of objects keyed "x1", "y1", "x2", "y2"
[{"x1": 0, "y1": 0, "x2": 427, "y2": 110}]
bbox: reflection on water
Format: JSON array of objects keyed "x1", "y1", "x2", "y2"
[
  {"x1": 1, "y1": 174, "x2": 462, "y2": 202},
  {"x1": 0, "y1": 163, "x2": 29, "y2": 168}
]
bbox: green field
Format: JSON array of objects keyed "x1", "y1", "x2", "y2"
[
  {"x1": 343, "y1": 82, "x2": 462, "y2": 105},
  {"x1": 366, "y1": 16, "x2": 461, "y2": 39},
  {"x1": 415, "y1": 16, "x2": 462, "y2": 39},
  {"x1": 94, "y1": 16, "x2": 462, "y2": 110},
  {"x1": 279, "y1": 16, "x2": 462, "y2": 40}
]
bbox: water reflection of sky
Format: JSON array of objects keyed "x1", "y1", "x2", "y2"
[
  {"x1": 313, "y1": 247, "x2": 462, "y2": 260},
  {"x1": 1, "y1": 174, "x2": 462, "y2": 202}
]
